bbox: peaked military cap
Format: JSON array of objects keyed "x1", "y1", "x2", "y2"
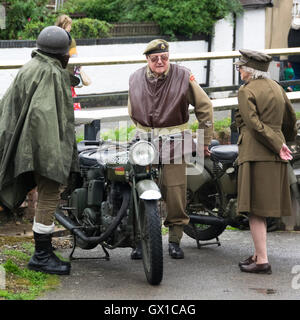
[
  {"x1": 234, "y1": 49, "x2": 272, "y2": 72},
  {"x1": 143, "y1": 39, "x2": 169, "y2": 55}
]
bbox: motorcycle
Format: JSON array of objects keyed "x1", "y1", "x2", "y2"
[
  {"x1": 184, "y1": 133, "x2": 300, "y2": 248},
  {"x1": 55, "y1": 138, "x2": 163, "y2": 286},
  {"x1": 55, "y1": 128, "x2": 300, "y2": 285}
]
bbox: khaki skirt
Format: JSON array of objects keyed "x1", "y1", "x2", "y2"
[{"x1": 237, "y1": 161, "x2": 292, "y2": 217}]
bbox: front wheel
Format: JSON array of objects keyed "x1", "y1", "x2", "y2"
[{"x1": 139, "y1": 199, "x2": 163, "y2": 285}]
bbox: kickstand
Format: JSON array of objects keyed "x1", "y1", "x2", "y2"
[
  {"x1": 69, "y1": 235, "x2": 110, "y2": 261},
  {"x1": 192, "y1": 225, "x2": 221, "y2": 249},
  {"x1": 195, "y1": 236, "x2": 221, "y2": 249}
]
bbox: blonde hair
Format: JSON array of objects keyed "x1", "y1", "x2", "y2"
[{"x1": 55, "y1": 14, "x2": 72, "y2": 30}]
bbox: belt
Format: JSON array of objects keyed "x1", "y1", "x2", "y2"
[{"x1": 136, "y1": 122, "x2": 190, "y2": 136}]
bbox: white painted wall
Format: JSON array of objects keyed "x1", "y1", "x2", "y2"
[
  {"x1": 234, "y1": 8, "x2": 267, "y2": 85},
  {"x1": 207, "y1": 8, "x2": 268, "y2": 97},
  {"x1": 235, "y1": 9, "x2": 266, "y2": 51},
  {"x1": 210, "y1": 15, "x2": 234, "y2": 99},
  {"x1": 0, "y1": 40, "x2": 208, "y2": 98}
]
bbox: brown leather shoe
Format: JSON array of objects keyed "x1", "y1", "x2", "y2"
[
  {"x1": 240, "y1": 262, "x2": 272, "y2": 274},
  {"x1": 238, "y1": 256, "x2": 256, "y2": 267}
]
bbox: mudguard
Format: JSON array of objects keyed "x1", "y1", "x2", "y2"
[{"x1": 136, "y1": 180, "x2": 161, "y2": 200}]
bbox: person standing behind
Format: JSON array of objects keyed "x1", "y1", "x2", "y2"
[
  {"x1": 56, "y1": 14, "x2": 82, "y2": 110},
  {"x1": 0, "y1": 26, "x2": 79, "y2": 275},
  {"x1": 288, "y1": 24, "x2": 300, "y2": 92},
  {"x1": 128, "y1": 39, "x2": 213, "y2": 259},
  {"x1": 288, "y1": 4, "x2": 300, "y2": 91},
  {"x1": 234, "y1": 49, "x2": 297, "y2": 274}
]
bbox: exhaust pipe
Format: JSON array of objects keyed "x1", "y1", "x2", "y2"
[
  {"x1": 55, "y1": 188, "x2": 130, "y2": 245},
  {"x1": 189, "y1": 214, "x2": 227, "y2": 227}
]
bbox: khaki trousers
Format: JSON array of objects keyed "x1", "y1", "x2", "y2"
[
  {"x1": 161, "y1": 163, "x2": 190, "y2": 243},
  {"x1": 34, "y1": 173, "x2": 61, "y2": 226}
]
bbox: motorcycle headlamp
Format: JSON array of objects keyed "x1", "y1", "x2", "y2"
[{"x1": 129, "y1": 141, "x2": 156, "y2": 166}]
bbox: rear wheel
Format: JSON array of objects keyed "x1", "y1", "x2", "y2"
[
  {"x1": 184, "y1": 178, "x2": 226, "y2": 241},
  {"x1": 139, "y1": 199, "x2": 163, "y2": 285}
]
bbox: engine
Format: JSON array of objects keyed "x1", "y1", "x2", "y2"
[{"x1": 99, "y1": 182, "x2": 131, "y2": 247}]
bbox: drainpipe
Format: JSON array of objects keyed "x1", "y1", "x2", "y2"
[
  {"x1": 205, "y1": 34, "x2": 212, "y2": 87},
  {"x1": 231, "y1": 13, "x2": 239, "y2": 144},
  {"x1": 232, "y1": 13, "x2": 237, "y2": 86}
]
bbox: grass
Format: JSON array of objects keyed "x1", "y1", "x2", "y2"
[
  {"x1": 101, "y1": 125, "x2": 136, "y2": 142},
  {"x1": 76, "y1": 135, "x2": 84, "y2": 143},
  {"x1": 0, "y1": 240, "x2": 59, "y2": 300},
  {"x1": 213, "y1": 117, "x2": 232, "y2": 133},
  {"x1": 77, "y1": 118, "x2": 234, "y2": 143},
  {"x1": 226, "y1": 226, "x2": 239, "y2": 231},
  {"x1": 161, "y1": 226, "x2": 169, "y2": 236}
]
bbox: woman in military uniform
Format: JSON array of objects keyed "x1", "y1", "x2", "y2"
[{"x1": 234, "y1": 49, "x2": 297, "y2": 274}]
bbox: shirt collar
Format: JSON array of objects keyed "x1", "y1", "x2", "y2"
[{"x1": 146, "y1": 64, "x2": 170, "y2": 79}]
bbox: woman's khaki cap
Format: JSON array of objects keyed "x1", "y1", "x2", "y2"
[
  {"x1": 143, "y1": 39, "x2": 169, "y2": 55},
  {"x1": 234, "y1": 49, "x2": 272, "y2": 72}
]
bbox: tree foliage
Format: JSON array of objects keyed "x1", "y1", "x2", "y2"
[
  {"x1": 62, "y1": 0, "x2": 124, "y2": 22},
  {"x1": 0, "y1": 0, "x2": 243, "y2": 40},
  {"x1": 63, "y1": 0, "x2": 243, "y2": 38},
  {"x1": 0, "y1": 0, "x2": 51, "y2": 39},
  {"x1": 71, "y1": 18, "x2": 111, "y2": 39},
  {"x1": 122, "y1": 0, "x2": 242, "y2": 37}
]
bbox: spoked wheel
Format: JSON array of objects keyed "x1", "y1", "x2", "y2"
[
  {"x1": 139, "y1": 199, "x2": 163, "y2": 285},
  {"x1": 184, "y1": 178, "x2": 226, "y2": 241}
]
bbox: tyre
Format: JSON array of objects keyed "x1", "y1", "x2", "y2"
[
  {"x1": 139, "y1": 199, "x2": 163, "y2": 285},
  {"x1": 184, "y1": 176, "x2": 226, "y2": 241}
]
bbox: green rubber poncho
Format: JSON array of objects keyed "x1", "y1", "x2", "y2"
[{"x1": 0, "y1": 50, "x2": 79, "y2": 210}]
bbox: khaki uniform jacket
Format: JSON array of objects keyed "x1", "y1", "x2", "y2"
[
  {"x1": 128, "y1": 65, "x2": 213, "y2": 145},
  {"x1": 236, "y1": 78, "x2": 297, "y2": 165}
]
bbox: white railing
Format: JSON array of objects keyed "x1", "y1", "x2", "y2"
[
  {"x1": 1, "y1": 47, "x2": 300, "y2": 126},
  {"x1": 74, "y1": 91, "x2": 300, "y2": 125},
  {"x1": 2, "y1": 47, "x2": 300, "y2": 69}
]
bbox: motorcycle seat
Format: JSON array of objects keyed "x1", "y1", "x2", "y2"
[
  {"x1": 79, "y1": 149, "x2": 100, "y2": 167},
  {"x1": 210, "y1": 144, "x2": 238, "y2": 162},
  {"x1": 209, "y1": 139, "x2": 220, "y2": 149},
  {"x1": 77, "y1": 140, "x2": 102, "y2": 154}
]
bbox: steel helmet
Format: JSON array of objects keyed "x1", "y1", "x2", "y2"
[{"x1": 36, "y1": 26, "x2": 70, "y2": 55}]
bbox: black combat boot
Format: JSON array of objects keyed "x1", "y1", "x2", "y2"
[
  {"x1": 130, "y1": 241, "x2": 142, "y2": 260},
  {"x1": 28, "y1": 232, "x2": 71, "y2": 275},
  {"x1": 168, "y1": 242, "x2": 184, "y2": 259}
]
